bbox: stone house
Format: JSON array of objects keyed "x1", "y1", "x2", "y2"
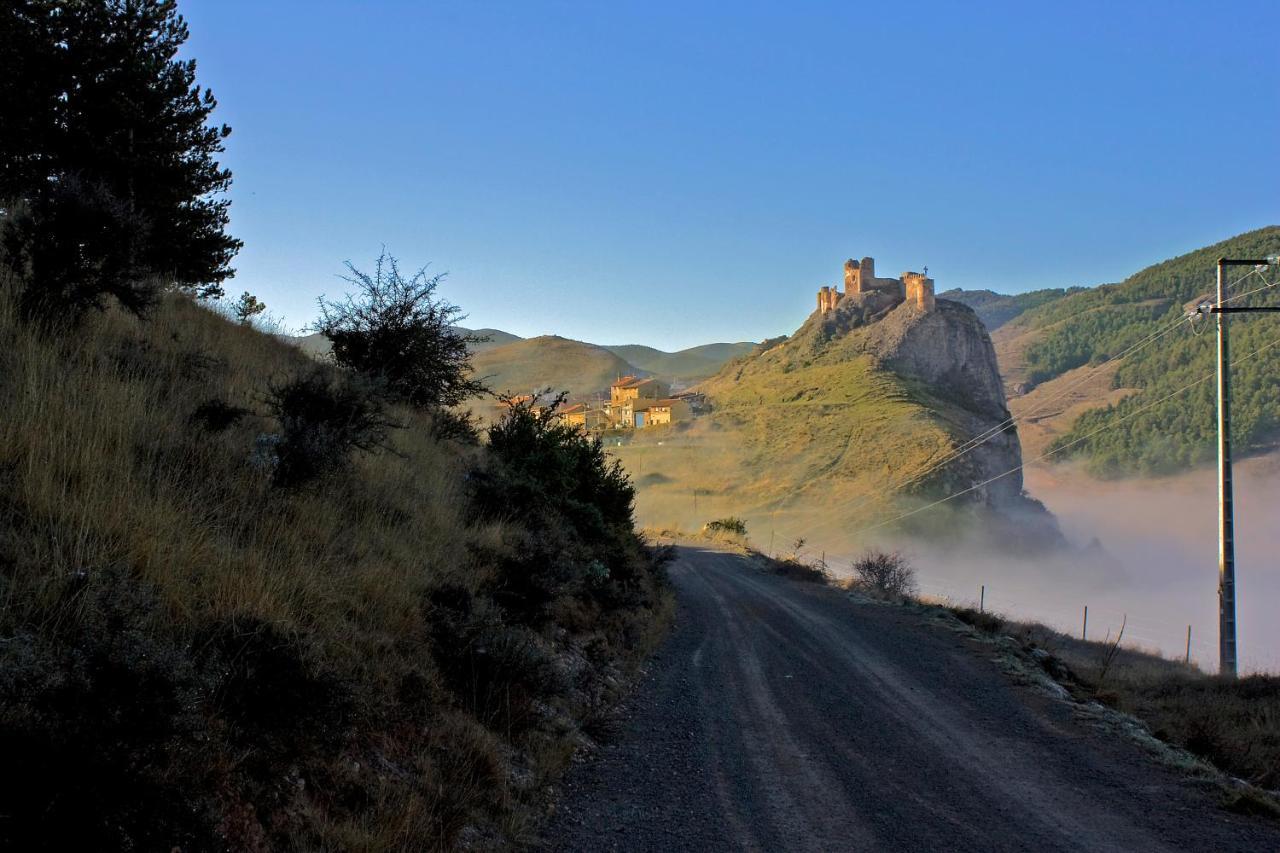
[
  {"x1": 559, "y1": 403, "x2": 608, "y2": 431},
  {"x1": 606, "y1": 376, "x2": 672, "y2": 428},
  {"x1": 631, "y1": 398, "x2": 691, "y2": 428}
]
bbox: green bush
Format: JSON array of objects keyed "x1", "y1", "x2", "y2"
[{"x1": 468, "y1": 396, "x2": 660, "y2": 625}]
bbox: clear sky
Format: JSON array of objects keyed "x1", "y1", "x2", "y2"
[{"x1": 183, "y1": 1, "x2": 1279, "y2": 351}]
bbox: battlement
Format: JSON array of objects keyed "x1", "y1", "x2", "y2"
[{"x1": 816, "y1": 256, "x2": 935, "y2": 314}]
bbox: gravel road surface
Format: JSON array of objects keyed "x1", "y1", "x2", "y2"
[{"x1": 538, "y1": 546, "x2": 1280, "y2": 852}]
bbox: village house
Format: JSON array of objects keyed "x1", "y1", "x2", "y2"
[
  {"x1": 609, "y1": 376, "x2": 671, "y2": 403},
  {"x1": 558, "y1": 402, "x2": 609, "y2": 431},
  {"x1": 606, "y1": 376, "x2": 672, "y2": 429},
  {"x1": 631, "y1": 398, "x2": 691, "y2": 428}
]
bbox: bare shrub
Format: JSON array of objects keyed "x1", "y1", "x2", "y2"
[
  {"x1": 314, "y1": 250, "x2": 486, "y2": 412},
  {"x1": 850, "y1": 550, "x2": 916, "y2": 597}
]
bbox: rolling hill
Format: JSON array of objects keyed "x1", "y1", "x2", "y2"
[
  {"x1": 470, "y1": 335, "x2": 639, "y2": 399},
  {"x1": 603, "y1": 341, "x2": 756, "y2": 381},
  {"x1": 290, "y1": 325, "x2": 521, "y2": 358},
  {"x1": 293, "y1": 328, "x2": 754, "y2": 393}
]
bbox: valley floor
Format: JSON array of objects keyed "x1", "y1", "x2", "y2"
[{"x1": 537, "y1": 547, "x2": 1279, "y2": 852}]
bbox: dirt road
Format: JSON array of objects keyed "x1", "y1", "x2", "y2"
[{"x1": 538, "y1": 547, "x2": 1280, "y2": 852}]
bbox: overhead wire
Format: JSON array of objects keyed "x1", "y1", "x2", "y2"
[
  {"x1": 849, "y1": 333, "x2": 1280, "y2": 538},
  {"x1": 826, "y1": 267, "x2": 1272, "y2": 518}
]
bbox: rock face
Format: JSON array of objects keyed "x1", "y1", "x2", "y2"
[
  {"x1": 857, "y1": 299, "x2": 1024, "y2": 508},
  {"x1": 776, "y1": 290, "x2": 1058, "y2": 540}
]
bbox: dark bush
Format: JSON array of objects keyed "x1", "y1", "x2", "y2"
[
  {"x1": 951, "y1": 605, "x2": 1007, "y2": 635},
  {"x1": 266, "y1": 369, "x2": 398, "y2": 487},
  {"x1": 425, "y1": 585, "x2": 566, "y2": 735},
  {"x1": 191, "y1": 397, "x2": 249, "y2": 432},
  {"x1": 850, "y1": 550, "x2": 916, "y2": 597},
  {"x1": 0, "y1": 568, "x2": 219, "y2": 850},
  {"x1": 468, "y1": 396, "x2": 663, "y2": 625},
  {"x1": 2, "y1": 179, "x2": 158, "y2": 324},
  {"x1": 314, "y1": 250, "x2": 486, "y2": 420},
  {"x1": 428, "y1": 405, "x2": 482, "y2": 445},
  {"x1": 773, "y1": 557, "x2": 829, "y2": 584}
]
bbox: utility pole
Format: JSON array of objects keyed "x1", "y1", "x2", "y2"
[{"x1": 1204, "y1": 255, "x2": 1280, "y2": 677}]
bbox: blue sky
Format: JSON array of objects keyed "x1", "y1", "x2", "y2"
[{"x1": 183, "y1": 1, "x2": 1279, "y2": 351}]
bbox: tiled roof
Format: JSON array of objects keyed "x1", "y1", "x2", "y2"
[{"x1": 610, "y1": 375, "x2": 660, "y2": 389}]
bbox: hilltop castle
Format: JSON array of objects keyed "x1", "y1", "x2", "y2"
[{"x1": 816, "y1": 257, "x2": 935, "y2": 313}]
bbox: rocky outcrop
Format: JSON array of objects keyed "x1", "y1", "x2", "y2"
[{"x1": 783, "y1": 291, "x2": 1060, "y2": 541}]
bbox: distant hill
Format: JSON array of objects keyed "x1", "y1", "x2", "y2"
[
  {"x1": 603, "y1": 341, "x2": 755, "y2": 381},
  {"x1": 289, "y1": 326, "x2": 521, "y2": 358},
  {"x1": 470, "y1": 335, "x2": 639, "y2": 399},
  {"x1": 291, "y1": 327, "x2": 750, "y2": 389},
  {"x1": 989, "y1": 226, "x2": 1280, "y2": 476},
  {"x1": 938, "y1": 287, "x2": 1079, "y2": 331},
  {"x1": 465, "y1": 327, "x2": 523, "y2": 351}
]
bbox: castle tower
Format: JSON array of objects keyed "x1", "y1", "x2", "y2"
[
  {"x1": 843, "y1": 259, "x2": 860, "y2": 294},
  {"x1": 860, "y1": 257, "x2": 876, "y2": 287},
  {"x1": 816, "y1": 285, "x2": 842, "y2": 313},
  {"x1": 902, "y1": 272, "x2": 936, "y2": 311}
]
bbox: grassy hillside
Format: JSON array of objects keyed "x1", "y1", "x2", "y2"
[
  {"x1": 612, "y1": 308, "x2": 1019, "y2": 550},
  {"x1": 0, "y1": 273, "x2": 669, "y2": 849},
  {"x1": 603, "y1": 341, "x2": 755, "y2": 381},
  {"x1": 471, "y1": 335, "x2": 641, "y2": 398},
  {"x1": 939, "y1": 287, "x2": 1079, "y2": 331},
  {"x1": 999, "y1": 227, "x2": 1280, "y2": 476}
]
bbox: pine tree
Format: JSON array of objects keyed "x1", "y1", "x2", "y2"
[
  {"x1": 0, "y1": 0, "x2": 241, "y2": 320},
  {"x1": 231, "y1": 291, "x2": 266, "y2": 325}
]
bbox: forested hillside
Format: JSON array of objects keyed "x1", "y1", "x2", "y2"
[{"x1": 1001, "y1": 227, "x2": 1280, "y2": 476}]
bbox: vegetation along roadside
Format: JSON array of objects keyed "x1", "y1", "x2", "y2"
[{"x1": 0, "y1": 2, "x2": 672, "y2": 848}]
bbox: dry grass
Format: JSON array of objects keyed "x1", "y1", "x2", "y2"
[
  {"x1": 0, "y1": 272, "x2": 669, "y2": 849},
  {"x1": 945, "y1": 605, "x2": 1280, "y2": 798}
]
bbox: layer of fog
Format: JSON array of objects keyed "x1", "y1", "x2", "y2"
[{"x1": 860, "y1": 460, "x2": 1280, "y2": 675}]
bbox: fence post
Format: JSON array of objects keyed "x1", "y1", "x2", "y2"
[
  {"x1": 1186, "y1": 625, "x2": 1192, "y2": 664},
  {"x1": 1082, "y1": 605, "x2": 1088, "y2": 641},
  {"x1": 979, "y1": 585, "x2": 985, "y2": 613}
]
